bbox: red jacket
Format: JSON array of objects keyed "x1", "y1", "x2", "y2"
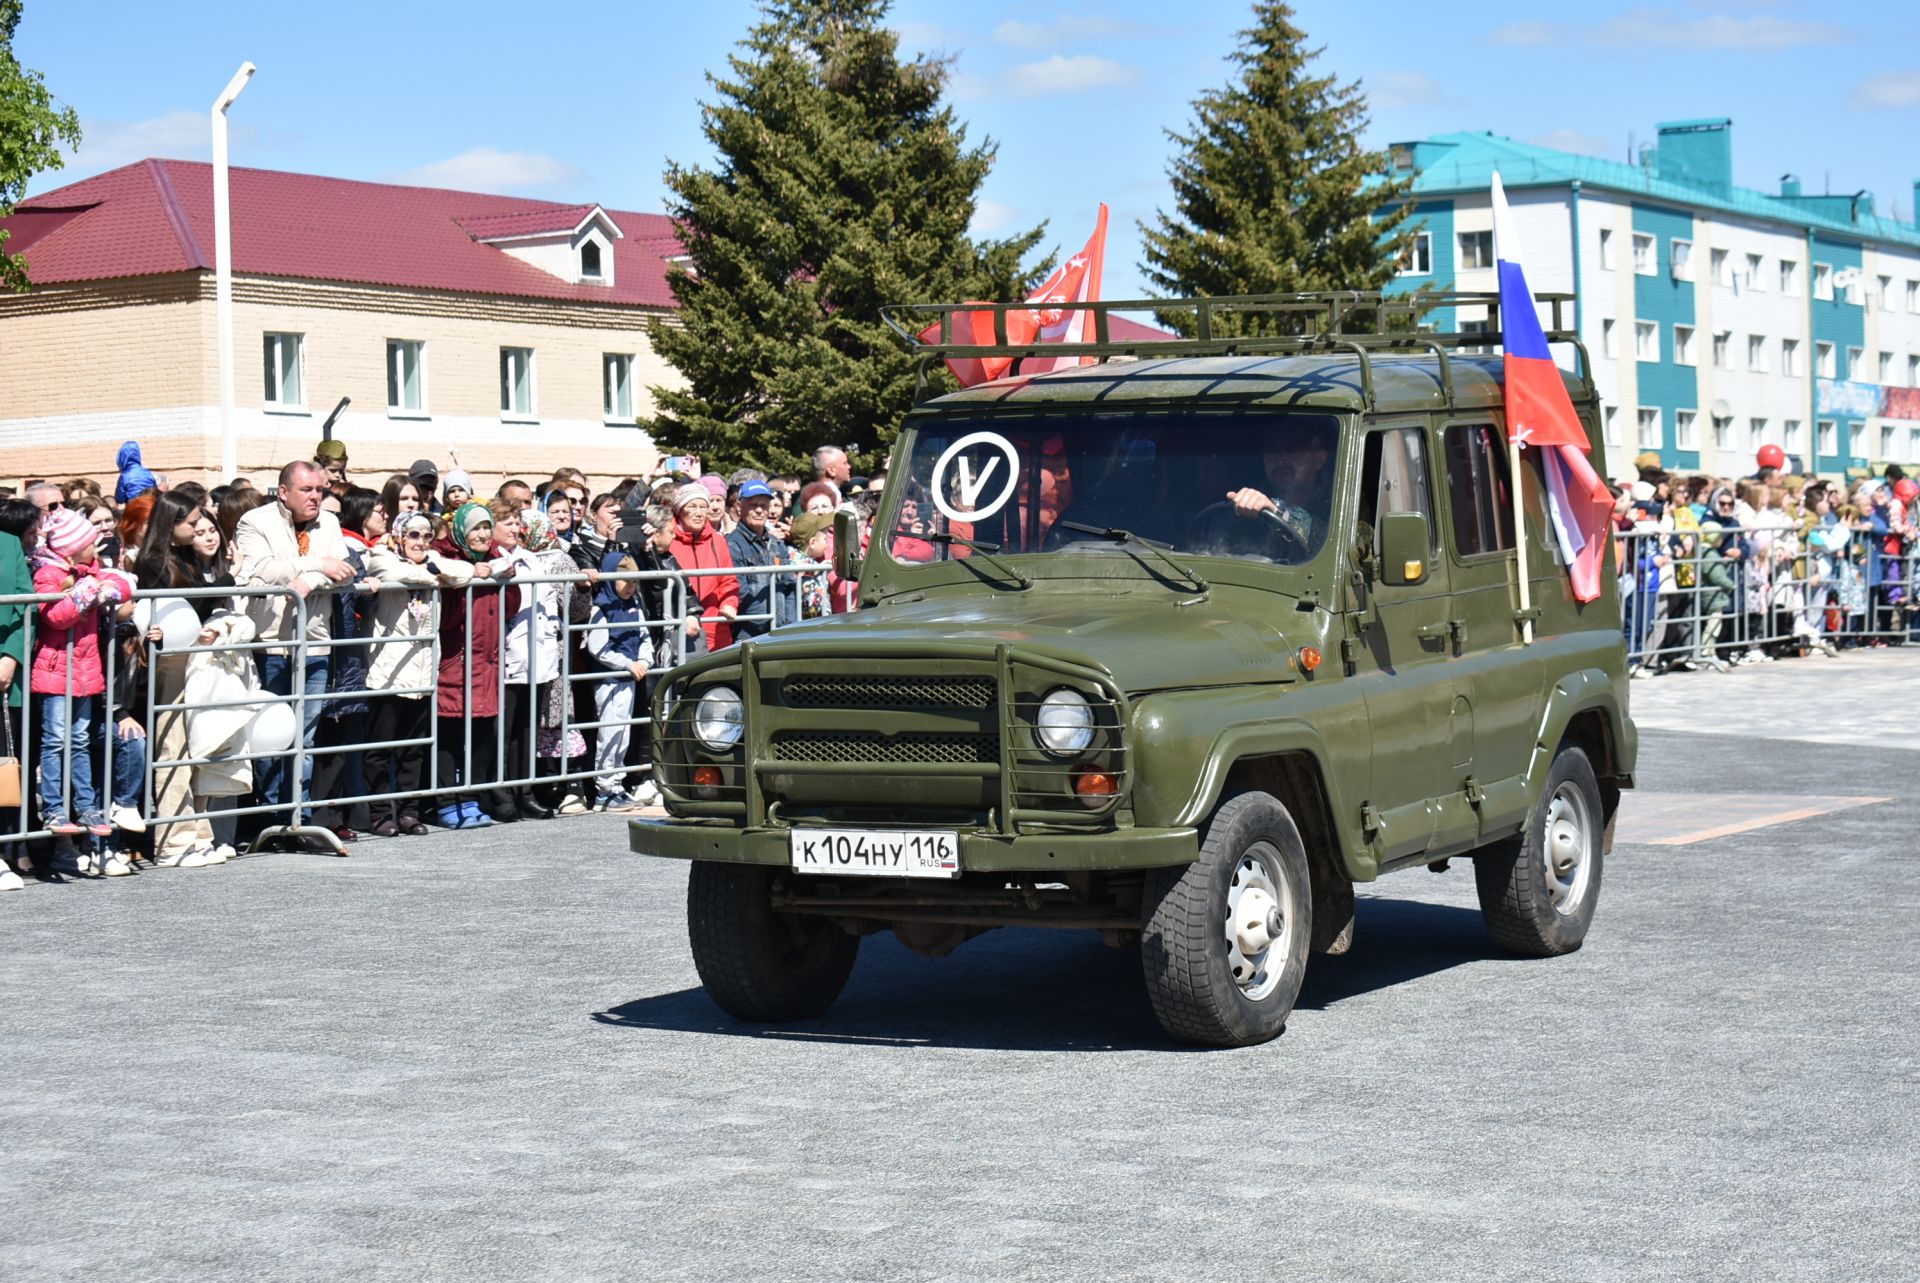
[
  {"x1": 431, "y1": 538, "x2": 520, "y2": 718},
  {"x1": 669, "y1": 519, "x2": 739, "y2": 650},
  {"x1": 30, "y1": 559, "x2": 108, "y2": 697}
]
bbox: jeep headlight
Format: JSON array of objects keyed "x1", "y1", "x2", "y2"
[
  {"x1": 1034, "y1": 687, "x2": 1095, "y2": 756},
  {"x1": 692, "y1": 686, "x2": 744, "y2": 753}
]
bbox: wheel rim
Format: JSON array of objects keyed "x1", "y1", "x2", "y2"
[
  {"x1": 1542, "y1": 781, "x2": 1595, "y2": 916},
  {"x1": 1224, "y1": 843, "x2": 1292, "y2": 1001}
]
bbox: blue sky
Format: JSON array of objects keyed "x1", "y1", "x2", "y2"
[{"x1": 18, "y1": 1, "x2": 1920, "y2": 301}]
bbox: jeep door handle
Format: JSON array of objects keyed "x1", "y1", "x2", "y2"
[{"x1": 1416, "y1": 619, "x2": 1468, "y2": 654}]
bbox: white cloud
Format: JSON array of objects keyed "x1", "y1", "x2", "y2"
[
  {"x1": 891, "y1": 21, "x2": 965, "y2": 50},
  {"x1": 1367, "y1": 71, "x2": 1451, "y2": 110},
  {"x1": 1531, "y1": 129, "x2": 1618, "y2": 159},
  {"x1": 999, "y1": 54, "x2": 1140, "y2": 98},
  {"x1": 1587, "y1": 8, "x2": 1847, "y2": 49},
  {"x1": 1849, "y1": 70, "x2": 1920, "y2": 109},
  {"x1": 969, "y1": 200, "x2": 1018, "y2": 237},
  {"x1": 1490, "y1": 20, "x2": 1558, "y2": 46},
  {"x1": 394, "y1": 147, "x2": 583, "y2": 194},
  {"x1": 991, "y1": 16, "x2": 1156, "y2": 50},
  {"x1": 68, "y1": 110, "x2": 212, "y2": 170}
]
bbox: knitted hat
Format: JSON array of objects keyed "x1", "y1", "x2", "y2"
[
  {"x1": 40, "y1": 506, "x2": 99, "y2": 560},
  {"x1": 698, "y1": 473, "x2": 728, "y2": 500},
  {"x1": 788, "y1": 511, "x2": 833, "y2": 548},
  {"x1": 671, "y1": 483, "x2": 710, "y2": 513},
  {"x1": 442, "y1": 468, "x2": 474, "y2": 496},
  {"x1": 1632, "y1": 450, "x2": 1662, "y2": 472},
  {"x1": 1630, "y1": 480, "x2": 1655, "y2": 502}
]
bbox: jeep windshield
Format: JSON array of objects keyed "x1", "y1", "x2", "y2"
[{"x1": 882, "y1": 412, "x2": 1341, "y2": 569}]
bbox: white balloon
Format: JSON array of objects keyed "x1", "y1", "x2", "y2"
[
  {"x1": 245, "y1": 701, "x2": 298, "y2": 756},
  {"x1": 154, "y1": 599, "x2": 200, "y2": 652}
]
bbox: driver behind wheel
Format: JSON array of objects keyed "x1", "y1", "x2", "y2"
[{"x1": 1225, "y1": 431, "x2": 1335, "y2": 549}]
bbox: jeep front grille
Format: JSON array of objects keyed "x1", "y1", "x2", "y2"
[
  {"x1": 778, "y1": 675, "x2": 996, "y2": 711},
  {"x1": 771, "y1": 730, "x2": 1000, "y2": 765}
]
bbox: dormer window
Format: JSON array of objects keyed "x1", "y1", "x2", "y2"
[
  {"x1": 459, "y1": 203, "x2": 623, "y2": 286},
  {"x1": 581, "y1": 241, "x2": 603, "y2": 279}
]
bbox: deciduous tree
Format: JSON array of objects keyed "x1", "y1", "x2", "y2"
[{"x1": 0, "y1": 0, "x2": 80, "y2": 293}]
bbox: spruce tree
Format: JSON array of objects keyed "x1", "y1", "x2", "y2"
[
  {"x1": 647, "y1": 0, "x2": 1046, "y2": 474},
  {"x1": 1140, "y1": 1, "x2": 1415, "y2": 336},
  {"x1": 1, "y1": 0, "x2": 82, "y2": 293}
]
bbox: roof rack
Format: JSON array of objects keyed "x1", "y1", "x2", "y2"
[{"x1": 880, "y1": 290, "x2": 1594, "y2": 411}]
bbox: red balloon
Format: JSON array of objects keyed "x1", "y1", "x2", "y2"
[{"x1": 1756, "y1": 444, "x2": 1786, "y2": 470}]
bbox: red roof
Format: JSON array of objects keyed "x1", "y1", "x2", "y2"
[
  {"x1": 4, "y1": 159, "x2": 681, "y2": 308},
  {"x1": 454, "y1": 204, "x2": 609, "y2": 241}
]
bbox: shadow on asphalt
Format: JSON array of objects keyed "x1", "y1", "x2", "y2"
[{"x1": 593, "y1": 896, "x2": 1500, "y2": 1051}]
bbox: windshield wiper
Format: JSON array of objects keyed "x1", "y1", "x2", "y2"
[
  {"x1": 1059, "y1": 522, "x2": 1210, "y2": 593},
  {"x1": 929, "y1": 531, "x2": 1032, "y2": 590}
]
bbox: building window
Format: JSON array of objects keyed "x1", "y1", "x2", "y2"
[
  {"x1": 1713, "y1": 330, "x2": 1731, "y2": 369},
  {"x1": 1601, "y1": 318, "x2": 1617, "y2": 358},
  {"x1": 1636, "y1": 408, "x2": 1660, "y2": 447},
  {"x1": 1815, "y1": 341, "x2": 1835, "y2": 378},
  {"x1": 1781, "y1": 338, "x2": 1799, "y2": 377},
  {"x1": 1632, "y1": 232, "x2": 1656, "y2": 275},
  {"x1": 1710, "y1": 248, "x2": 1730, "y2": 287},
  {"x1": 1675, "y1": 409, "x2": 1698, "y2": 449},
  {"x1": 603, "y1": 352, "x2": 634, "y2": 421},
  {"x1": 1908, "y1": 280, "x2": 1919, "y2": 312},
  {"x1": 1458, "y1": 319, "x2": 1492, "y2": 354},
  {"x1": 1400, "y1": 232, "x2": 1432, "y2": 275},
  {"x1": 1784, "y1": 420, "x2": 1802, "y2": 456},
  {"x1": 1813, "y1": 263, "x2": 1833, "y2": 300},
  {"x1": 1603, "y1": 406, "x2": 1619, "y2": 446},
  {"x1": 1880, "y1": 351, "x2": 1895, "y2": 384},
  {"x1": 1879, "y1": 275, "x2": 1894, "y2": 311},
  {"x1": 262, "y1": 332, "x2": 305, "y2": 409},
  {"x1": 1712, "y1": 415, "x2": 1732, "y2": 449},
  {"x1": 499, "y1": 346, "x2": 536, "y2": 418},
  {"x1": 1747, "y1": 418, "x2": 1768, "y2": 452},
  {"x1": 1909, "y1": 427, "x2": 1920, "y2": 459},
  {"x1": 1909, "y1": 354, "x2": 1920, "y2": 388},
  {"x1": 1816, "y1": 420, "x2": 1835, "y2": 455},
  {"x1": 580, "y1": 241, "x2": 603, "y2": 279},
  {"x1": 386, "y1": 339, "x2": 425, "y2": 414},
  {"x1": 1635, "y1": 321, "x2": 1658, "y2": 361},
  {"x1": 1849, "y1": 423, "x2": 1863, "y2": 456},
  {"x1": 1457, "y1": 230, "x2": 1493, "y2": 270},
  {"x1": 1670, "y1": 238, "x2": 1693, "y2": 280},
  {"x1": 1745, "y1": 252, "x2": 1764, "y2": 290},
  {"x1": 1845, "y1": 346, "x2": 1863, "y2": 379},
  {"x1": 1673, "y1": 324, "x2": 1696, "y2": 366},
  {"x1": 1779, "y1": 260, "x2": 1798, "y2": 295},
  {"x1": 1881, "y1": 425, "x2": 1897, "y2": 457},
  {"x1": 1748, "y1": 334, "x2": 1768, "y2": 373},
  {"x1": 1598, "y1": 228, "x2": 1614, "y2": 270}
]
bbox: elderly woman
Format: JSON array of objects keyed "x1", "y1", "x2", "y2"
[
  {"x1": 495, "y1": 506, "x2": 587, "y2": 816},
  {"x1": 667, "y1": 483, "x2": 738, "y2": 651},
  {"x1": 428, "y1": 503, "x2": 517, "y2": 828},
  {"x1": 363, "y1": 512, "x2": 468, "y2": 835}
]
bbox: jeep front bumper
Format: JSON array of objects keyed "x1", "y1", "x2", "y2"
[{"x1": 628, "y1": 817, "x2": 1199, "y2": 872}]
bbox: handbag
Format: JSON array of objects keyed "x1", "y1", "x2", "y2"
[{"x1": 0, "y1": 699, "x2": 20, "y2": 810}]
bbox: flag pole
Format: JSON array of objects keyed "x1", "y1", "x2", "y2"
[{"x1": 1512, "y1": 437, "x2": 1533, "y2": 645}]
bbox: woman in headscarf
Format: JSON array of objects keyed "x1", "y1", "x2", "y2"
[
  {"x1": 496, "y1": 506, "x2": 586, "y2": 817},
  {"x1": 666, "y1": 484, "x2": 738, "y2": 651},
  {"x1": 428, "y1": 502, "x2": 517, "y2": 828}
]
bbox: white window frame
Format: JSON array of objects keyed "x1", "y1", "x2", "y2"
[
  {"x1": 1846, "y1": 346, "x2": 1864, "y2": 379},
  {"x1": 1712, "y1": 414, "x2": 1732, "y2": 449},
  {"x1": 1879, "y1": 275, "x2": 1895, "y2": 312},
  {"x1": 1747, "y1": 334, "x2": 1768, "y2": 373},
  {"x1": 1601, "y1": 318, "x2": 1618, "y2": 359},
  {"x1": 1457, "y1": 230, "x2": 1493, "y2": 271},
  {"x1": 1710, "y1": 248, "x2": 1730, "y2": 288},
  {"x1": 1675, "y1": 409, "x2": 1698, "y2": 449},
  {"x1": 1880, "y1": 351, "x2": 1895, "y2": 384},
  {"x1": 1747, "y1": 418, "x2": 1768, "y2": 452},
  {"x1": 1745, "y1": 253, "x2": 1765, "y2": 291},
  {"x1": 1779, "y1": 260, "x2": 1798, "y2": 295},
  {"x1": 386, "y1": 339, "x2": 427, "y2": 417},
  {"x1": 1816, "y1": 420, "x2": 1836, "y2": 455},
  {"x1": 1636, "y1": 408, "x2": 1660, "y2": 447},
  {"x1": 602, "y1": 352, "x2": 635, "y2": 422},
  {"x1": 1907, "y1": 280, "x2": 1920, "y2": 313},
  {"x1": 1815, "y1": 341, "x2": 1835, "y2": 378},
  {"x1": 500, "y1": 346, "x2": 537, "y2": 421},
  {"x1": 1784, "y1": 419, "x2": 1802, "y2": 456},
  {"x1": 1632, "y1": 232, "x2": 1656, "y2": 275},
  {"x1": 1712, "y1": 330, "x2": 1731, "y2": 369},
  {"x1": 1849, "y1": 423, "x2": 1864, "y2": 457},
  {"x1": 1813, "y1": 263, "x2": 1833, "y2": 301},
  {"x1": 1909, "y1": 426, "x2": 1920, "y2": 460},
  {"x1": 1780, "y1": 338, "x2": 1799, "y2": 378},
  {"x1": 1400, "y1": 231, "x2": 1432, "y2": 276},
  {"x1": 1881, "y1": 424, "x2": 1896, "y2": 458},
  {"x1": 1602, "y1": 406, "x2": 1619, "y2": 446},
  {"x1": 1670, "y1": 238, "x2": 1693, "y2": 281},
  {"x1": 1598, "y1": 228, "x2": 1615, "y2": 271},
  {"x1": 262, "y1": 332, "x2": 306, "y2": 412},
  {"x1": 1634, "y1": 320, "x2": 1658, "y2": 361},
  {"x1": 1909, "y1": 354, "x2": 1920, "y2": 389},
  {"x1": 1673, "y1": 324, "x2": 1696, "y2": 366}
]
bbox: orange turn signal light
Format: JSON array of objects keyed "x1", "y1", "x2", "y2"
[
  {"x1": 1073, "y1": 769, "x2": 1119, "y2": 800},
  {"x1": 1298, "y1": 646, "x2": 1322, "y2": 672},
  {"x1": 692, "y1": 766, "x2": 724, "y2": 788}
]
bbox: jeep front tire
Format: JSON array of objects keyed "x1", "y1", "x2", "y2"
[
  {"x1": 1141, "y1": 792, "x2": 1312, "y2": 1048},
  {"x1": 687, "y1": 863, "x2": 860, "y2": 1021}
]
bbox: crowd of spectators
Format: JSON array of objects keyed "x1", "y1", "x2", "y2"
[
  {"x1": 0, "y1": 439, "x2": 884, "y2": 889},
  {"x1": 1610, "y1": 444, "x2": 1917, "y2": 676}
]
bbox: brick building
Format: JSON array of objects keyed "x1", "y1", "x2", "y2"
[{"x1": 0, "y1": 159, "x2": 687, "y2": 492}]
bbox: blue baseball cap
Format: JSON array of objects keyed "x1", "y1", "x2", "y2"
[{"x1": 738, "y1": 481, "x2": 774, "y2": 500}]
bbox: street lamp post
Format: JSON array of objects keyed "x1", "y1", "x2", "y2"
[{"x1": 213, "y1": 61, "x2": 256, "y2": 482}]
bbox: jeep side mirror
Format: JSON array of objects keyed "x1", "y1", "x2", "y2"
[
  {"x1": 1378, "y1": 511, "x2": 1429, "y2": 586},
  {"x1": 832, "y1": 509, "x2": 862, "y2": 582}
]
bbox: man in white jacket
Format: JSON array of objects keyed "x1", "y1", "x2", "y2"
[{"x1": 232, "y1": 460, "x2": 354, "y2": 821}]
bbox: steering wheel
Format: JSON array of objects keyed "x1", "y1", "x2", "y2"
[{"x1": 1187, "y1": 499, "x2": 1312, "y2": 561}]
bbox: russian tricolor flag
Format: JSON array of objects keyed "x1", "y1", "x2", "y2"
[{"x1": 1492, "y1": 173, "x2": 1613, "y2": 604}]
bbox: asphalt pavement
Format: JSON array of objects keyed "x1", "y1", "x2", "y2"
[{"x1": 2, "y1": 651, "x2": 1916, "y2": 1282}]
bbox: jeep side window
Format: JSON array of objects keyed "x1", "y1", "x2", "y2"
[
  {"x1": 1358, "y1": 426, "x2": 1436, "y2": 551},
  {"x1": 1443, "y1": 424, "x2": 1514, "y2": 556}
]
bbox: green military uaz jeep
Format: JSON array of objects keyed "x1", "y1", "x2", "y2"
[{"x1": 632, "y1": 292, "x2": 1635, "y2": 1047}]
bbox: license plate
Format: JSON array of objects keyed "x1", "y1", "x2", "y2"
[{"x1": 789, "y1": 828, "x2": 961, "y2": 879}]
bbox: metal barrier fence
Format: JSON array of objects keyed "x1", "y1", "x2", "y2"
[
  {"x1": 1, "y1": 558, "x2": 829, "y2": 851},
  {"x1": 1615, "y1": 522, "x2": 1917, "y2": 672}
]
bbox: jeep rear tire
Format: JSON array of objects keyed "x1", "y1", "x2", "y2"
[
  {"x1": 687, "y1": 863, "x2": 859, "y2": 1022},
  {"x1": 1141, "y1": 792, "x2": 1312, "y2": 1048},
  {"x1": 1473, "y1": 744, "x2": 1604, "y2": 957}
]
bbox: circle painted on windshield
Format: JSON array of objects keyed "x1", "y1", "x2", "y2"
[{"x1": 931, "y1": 431, "x2": 1021, "y2": 524}]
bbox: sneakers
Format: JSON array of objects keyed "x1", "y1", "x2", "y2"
[
  {"x1": 109, "y1": 805, "x2": 147, "y2": 834},
  {"x1": 596, "y1": 789, "x2": 640, "y2": 813},
  {"x1": 81, "y1": 811, "x2": 113, "y2": 838},
  {"x1": 458, "y1": 799, "x2": 494, "y2": 829},
  {"x1": 206, "y1": 844, "x2": 234, "y2": 865},
  {"x1": 49, "y1": 840, "x2": 92, "y2": 876},
  {"x1": 631, "y1": 779, "x2": 663, "y2": 806},
  {"x1": 153, "y1": 844, "x2": 218, "y2": 869},
  {"x1": 554, "y1": 793, "x2": 592, "y2": 816},
  {"x1": 99, "y1": 852, "x2": 133, "y2": 877},
  {"x1": 0, "y1": 867, "x2": 23, "y2": 891},
  {"x1": 46, "y1": 815, "x2": 85, "y2": 837}
]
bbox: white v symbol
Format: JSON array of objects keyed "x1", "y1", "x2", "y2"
[{"x1": 955, "y1": 456, "x2": 1000, "y2": 509}]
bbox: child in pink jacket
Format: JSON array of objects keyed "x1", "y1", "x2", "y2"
[{"x1": 30, "y1": 507, "x2": 128, "y2": 838}]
